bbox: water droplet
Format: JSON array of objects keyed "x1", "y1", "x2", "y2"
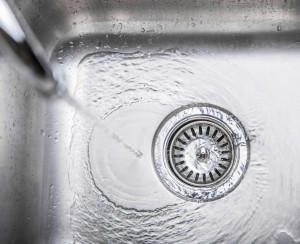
[
  {"x1": 96, "y1": 41, "x2": 102, "y2": 49},
  {"x1": 40, "y1": 129, "x2": 46, "y2": 136},
  {"x1": 73, "y1": 22, "x2": 77, "y2": 26},
  {"x1": 277, "y1": 25, "x2": 282, "y2": 31},
  {"x1": 141, "y1": 28, "x2": 145, "y2": 33}
]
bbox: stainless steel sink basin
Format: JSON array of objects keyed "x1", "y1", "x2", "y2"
[{"x1": 1, "y1": 0, "x2": 300, "y2": 243}]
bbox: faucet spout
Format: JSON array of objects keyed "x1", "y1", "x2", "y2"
[{"x1": 0, "y1": 0, "x2": 67, "y2": 96}]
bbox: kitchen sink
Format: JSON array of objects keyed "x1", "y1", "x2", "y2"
[{"x1": 1, "y1": 0, "x2": 300, "y2": 243}]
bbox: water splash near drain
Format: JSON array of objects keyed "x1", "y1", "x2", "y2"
[{"x1": 63, "y1": 91, "x2": 143, "y2": 159}]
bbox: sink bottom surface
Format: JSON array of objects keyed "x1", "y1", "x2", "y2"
[{"x1": 41, "y1": 45, "x2": 300, "y2": 243}]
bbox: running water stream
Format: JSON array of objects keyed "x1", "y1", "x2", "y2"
[{"x1": 63, "y1": 92, "x2": 143, "y2": 159}]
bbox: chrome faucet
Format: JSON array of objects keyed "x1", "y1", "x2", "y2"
[{"x1": 0, "y1": 0, "x2": 67, "y2": 96}]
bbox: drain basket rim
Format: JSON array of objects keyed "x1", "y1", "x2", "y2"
[{"x1": 152, "y1": 103, "x2": 250, "y2": 202}]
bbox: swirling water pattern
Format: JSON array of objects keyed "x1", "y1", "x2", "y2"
[{"x1": 68, "y1": 49, "x2": 300, "y2": 243}]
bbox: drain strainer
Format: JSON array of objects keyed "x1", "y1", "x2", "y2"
[{"x1": 152, "y1": 104, "x2": 250, "y2": 202}]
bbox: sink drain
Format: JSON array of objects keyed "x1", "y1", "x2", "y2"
[
  {"x1": 152, "y1": 104, "x2": 250, "y2": 202},
  {"x1": 169, "y1": 120, "x2": 234, "y2": 186}
]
